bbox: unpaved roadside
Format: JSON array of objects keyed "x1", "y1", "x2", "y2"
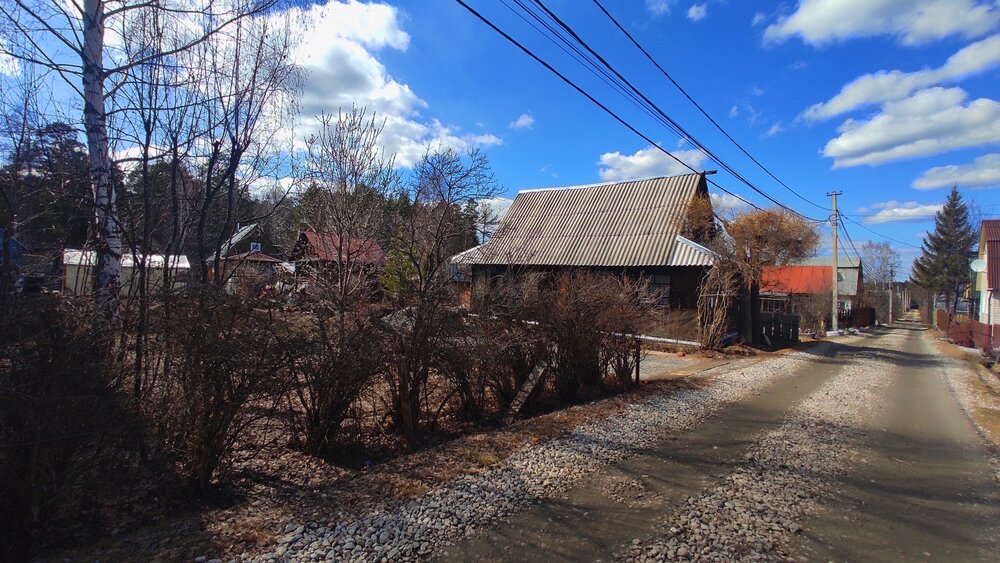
[{"x1": 786, "y1": 326, "x2": 1000, "y2": 562}]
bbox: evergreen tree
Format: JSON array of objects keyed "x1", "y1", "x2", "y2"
[{"x1": 911, "y1": 187, "x2": 976, "y2": 312}]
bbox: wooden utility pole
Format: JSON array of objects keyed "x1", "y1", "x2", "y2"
[
  {"x1": 888, "y1": 263, "x2": 895, "y2": 324},
  {"x1": 828, "y1": 191, "x2": 842, "y2": 333}
]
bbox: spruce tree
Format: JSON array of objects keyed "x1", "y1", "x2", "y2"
[{"x1": 911, "y1": 187, "x2": 976, "y2": 312}]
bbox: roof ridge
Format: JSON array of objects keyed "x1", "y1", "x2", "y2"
[{"x1": 517, "y1": 172, "x2": 702, "y2": 194}]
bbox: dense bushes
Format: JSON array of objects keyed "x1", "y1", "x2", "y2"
[
  {"x1": 0, "y1": 298, "x2": 135, "y2": 558},
  {"x1": 0, "y1": 270, "x2": 651, "y2": 555}
]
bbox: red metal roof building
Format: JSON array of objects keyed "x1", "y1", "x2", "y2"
[
  {"x1": 290, "y1": 230, "x2": 385, "y2": 265},
  {"x1": 760, "y1": 265, "x2": 833, "y2": 295}
]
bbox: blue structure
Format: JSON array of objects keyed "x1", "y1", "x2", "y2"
[{"x1": 0, "y1": 227, "x2": 24, "y2": 268}]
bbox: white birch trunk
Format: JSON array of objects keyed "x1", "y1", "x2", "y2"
[{"x1": 82, "y1": 0, "x2": 121, "y2": 313}]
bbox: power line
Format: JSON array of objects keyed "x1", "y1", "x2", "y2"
[
  {"x1": 453, "y1": 0, "x2": 761, "y2": 210},
  {"x1": 520, "y1": 0, "x2": 823, "y2": 221},
  {"x1": 588, "y1": 0, "x2": 830, "y2": 213},
  {"x1": 841, "y1": 214, "x2": 922, "y2": 250}
]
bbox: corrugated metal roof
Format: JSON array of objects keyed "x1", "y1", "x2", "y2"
[
  {"x1": 477, "y1": 174, "x2": 709, "y2": 267},
  {"x1": 293, "y1": 231, "x2": 385, "y2": 265},
  {"x1": 988, "y1": 240, "x2": 1000, "y2": 289},
  {"x1": 983, "y1": 219, "x2": 1000, "y2": 242},
  {"x1": 761, "y1": 265, "x2": 832, "y2": 295},
  {"x1": 668, "y1": 235, "x2": 714, "y2": 266},
  {"x1": 798, "y1": 256, "x2": 861, "y2": 296},
  {"x1": 63, "y1": 249, "x2": 190, "y2": 269}
]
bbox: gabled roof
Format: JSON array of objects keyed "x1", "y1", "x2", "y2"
[
  {"x1": 982, "y1": 219, "x2": 1000, "y2": 242},
  {"x1": 292, "y1": 230, "x2": 384, "y2": 265},
  {"x1": 222, "y1": 251, "x2": 283, "y2": 263},
  {"x1": 761, "y1": 265, "x2": 832, "y2": 295},
  {"x1": 980, "y1": 220, "x2": 1000, "y2": 289},
  {"x1": 476, "y1": 173, "x2": 710, "y2": 267},
  {"x1": 797, "y1": 256, "x2": 861, "y2": 296}
]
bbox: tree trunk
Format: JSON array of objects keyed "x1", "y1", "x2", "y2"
[{"x1": 82, "y1": 0, "x2": 121, "y2": 314}]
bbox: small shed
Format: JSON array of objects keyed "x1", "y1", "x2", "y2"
[{"x1": 62, "y1": 249, "x2": 191, "y2": 296}]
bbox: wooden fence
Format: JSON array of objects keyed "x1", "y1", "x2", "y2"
[
  {"x1": 761, "y1": 312, "x2": 800, "y2": 344},
  {"x1": 936, "y1": 309, "x2": 1000, "y2": 354}
]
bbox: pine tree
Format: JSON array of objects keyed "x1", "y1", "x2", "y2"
[{"x1": 911, "y1": 187, "x2": 976, "y2": 312}]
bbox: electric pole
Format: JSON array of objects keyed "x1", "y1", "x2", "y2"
[
  {"x1": 888, "y1": 263, "x2": 894, "y2": 325},
  {"x1": 829, "y1": 191, "x2": 842, "y2": 333}
]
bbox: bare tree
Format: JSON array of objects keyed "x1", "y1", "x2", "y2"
[
  {"x1": 703, "y1": 208, "x2": 820, "y2": 346},
  {"x1": 0, "y1": 0, "x2": 285, "y2": 314},
  {"x1": 384, "y1": 147, "x2": 499, "y2": 447}
]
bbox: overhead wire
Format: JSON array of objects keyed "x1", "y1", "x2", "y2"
[
  {"x1": 588, "y1": 0, "x2": 830, "y2": 213},
  {"x1": 453, "y1": 0, "x2": 761, "y2": 210},
  {"x1": 521, "y1": 0, "x2": 824, "y2": 221}
]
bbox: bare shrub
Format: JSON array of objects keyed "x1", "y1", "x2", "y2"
[
  {"x1": 698, "y1": 265, "x2": 739, "y2": 350},
  {"x1": 0, "y1": 297, "x2": 133, "y2": 556},
  {"x1": 286, "y1": 302, "x2": 385, "y2": 459},
  {"x1": 532, "y1": 272, "x2": 648, "y2": 401},
  {"x1": 146, "y1": 289, "x2": 294, "y2": 493}
]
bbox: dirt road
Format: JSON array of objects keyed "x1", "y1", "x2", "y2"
[{"x1": 440, "y1": 327, "x2": 1000, "y2": 562}]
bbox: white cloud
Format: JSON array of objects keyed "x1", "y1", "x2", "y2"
[
  {"x1": 765, "y1": 122, "x2": 785, "y2": 138},
  {"x1": 509, "y1": 113, "x2": 535, "y2": 129},
  {"x1": 822, "y1": 87, "x2": 1000, "y2": 167},
  {"x1": 0, "y1": 33, "x2": 20, "y2": 77},
  {"x1": 750, "y1": 85, "x2": 765, "y2": 97},
  {"x1": 861, "y1": 200, "x2": 943, "y2": 223},
  {"x1": 687, "y1": 4, "x2": 707, "y2": 22},
  {"x1": 764, "y1": 0, "x2": 1000, "y2": 46},
  {"x1": 710, "y1": 192, "x2": 751, "y2": 214},
  {"x1": 728, "y1": 105, "x2": 739, "y2": 118},
  {"x1": 646, "y1": 0, "x2": 674, "y2": 16},
  {"x1": 598, "y1": 145, "x2": 708, "y2": 181},
  {"x1": 290, "y1": 1, "x2": 500, "y2": 167},
  {"x1": 751, "y1": 12, "x2": 767, "y2": 27},
  {"x1": 802, "y1": 34, "x2": 1000, "y2": 121},
  {"x1": 479, "y1": 196, "x2": 513, "y2": 220},
  {"x1": 913, "y1": 153, "x2": 1000, "y2": 189}
]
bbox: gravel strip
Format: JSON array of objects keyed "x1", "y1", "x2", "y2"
[
  {"x1": 245, "y1": 347, "x2": 830, "y2": 562},
  {"x1": 619, "y1": 337, "x2": 894, "y2": 562},
  {"x1": 934, "y1": 338, "x2": 1000, "y2": 482}
]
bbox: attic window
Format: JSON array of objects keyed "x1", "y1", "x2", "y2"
[{"x1": 250, "y1": 241, "x2": 262, "y2": 253}]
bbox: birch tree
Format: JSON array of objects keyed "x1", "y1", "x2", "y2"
[{"x1": 0, "y1": 0, "x2": 283, "y2": 314}]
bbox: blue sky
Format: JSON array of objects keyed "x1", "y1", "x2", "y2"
[
  {"x1": 4, "y1": 0, "x2": 1000, "y2": 274},
  {"x1": 315, "y1": 0, "x2": 1000, "y2": 274}
]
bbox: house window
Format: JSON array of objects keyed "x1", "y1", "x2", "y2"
[
  {"x1": 762, "y1": 298, "x2": 787, "y2": 313},
  {"x1": 648, "y1": 273, "x2": 670, "y2": 306},
  {"x1": 250, "y1": 241, "x2": 262, "y2": 253}
]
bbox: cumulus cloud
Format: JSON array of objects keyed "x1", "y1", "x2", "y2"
[
  {"x1": 597, "y1": 145, "x2": 708, "y2": 182},
  {"x1": 646, "y1": 0, "x2": 674, "y2": 16},
  {"x1": 478, "y1": 197, "x2": 514, "y2": 222},
  {"x1": 290, "y1": 1, "x2": 500, "y2": 167},
  {"x1": 687, "y1": 4, "x2": 707, "y2": 21},
  {"x1": 710, "y1": 192, "x2": 751, "y2": 214},
  {"x1": 764, "y1": 122, "x2": 785, "y2": 138},
  {"x1": 859, "y1": 200, "x2": 943, "y2": 224},
  {"x1": 822, "y1": 87, "x2": 1000, "y2": 168},
  {"x1": 913, "y1": 153, "x2": 1000, "y2": 189},
  {"x1": 0, "y1": 33, "x2": 19, "y2": 77},
  {"x1": 509, "y1": 113, "x2": 535, "y2": 129},
  {"x1": 764, "y1": 0, "x2": 1000, "y2": 46},
  {"x1": 802, "y1": 34, "x2": 1000, "y2": 121},
  {"x1": 751, "y1": 12, "x2": 767, "y2": 27}
]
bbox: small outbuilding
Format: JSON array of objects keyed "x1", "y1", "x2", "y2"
[{"x1": 62, "y1": 249, "x2": 191, "y2": 296}]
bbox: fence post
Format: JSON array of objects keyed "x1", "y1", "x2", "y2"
[{"x1": 634, "y1": 339, "x2": 641, "y2": 386}]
